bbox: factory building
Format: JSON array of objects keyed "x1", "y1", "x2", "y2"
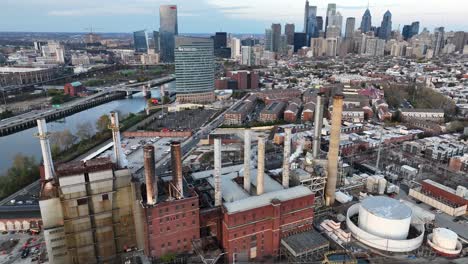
[
  {"x1": 223, "y1": 94, "x2": 257, "y2": 125},
  {"x1": 259, "y1": 101, "x2": 286, "y2": 122},
  {"x1": 284, "y1": 99, "x2": 302, "y2": 122}
]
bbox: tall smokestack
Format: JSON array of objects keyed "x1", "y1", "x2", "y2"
[
  {"x1": 256, "y1": 136, "x2": 265, "y2": 195},
  {"x1": 171, "y1": 141, "x2": 184, "y2": 199},
  {"x1": 313, "y1": 94, "x2": 324, "y2": 159},
  {"x1": 36, "y1": 119, "x2": 55, "y2": 181},
  {"x1": 325, "y1": 94, "x2": 344, "y2": 206},
  {"x1": 243, "y1": 129, "x2": 251, "y2": 192},
  {"x1": 144, "y1": 145, "x2": 157, "y2": 205},
  {"x1": 282, "y1": 128, "x2": 292, "y2": 188},
  {"x1": 110, "y1": 111, "x2": 125, "y2": 168},
  {"x1": 214, "y1": 138, "x2": 222, "y2": 206}
]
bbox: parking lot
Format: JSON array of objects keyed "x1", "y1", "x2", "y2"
[{"x1": 0, "y1": 232, "x2": 45, "y2": 264}]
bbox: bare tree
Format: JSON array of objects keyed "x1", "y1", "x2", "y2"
[
  {"x1": 96, "y1": 114, "x2": 111, "y2": 133},
  {"x1": 76, "y1": 122, "x2": 94, "y2": 141}
]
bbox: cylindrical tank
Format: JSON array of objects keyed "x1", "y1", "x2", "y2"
[
  {"x1": 335, "y1": 191, "x2": 353, "y2": 204},
  {"x1": 433, "y1": 228, "x2": 458, "y2": 250},
  {"x1": 378, "y1": 177, "x2": 387, "y2": 195},
  {"x1": 358, "y1": 196, "x2": 412, "y2": 240}
]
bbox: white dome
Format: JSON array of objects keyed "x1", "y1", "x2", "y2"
[{"x1": 433, "y1": 228, "x2": 458, "y2": 250}]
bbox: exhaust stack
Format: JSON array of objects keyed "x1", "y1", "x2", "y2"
[
  {"x1": 313, "y1": 94, "x2": 324, "y2": 159},
  {"x1": 256, "y1": 136, "x2": 265, "y2": 195},
  {"x1": 325, "y1": 95, "x2": 344, "y2": 206},
  {"x1": 36, "y1": 119, "x2": 55, "y2": 181},
  {"x1": 214, "y1": 138, "x2": 222, "y2": 206},
  {"x1": 110, "y1": 112, "x2": 125, "y2": 168},
  {"x1": 243, "y1": 129, "x2": 251, "y2": 192},
  {"x1": 144, "y1": 145, "x2": 157, "y2": 205},
  {"x1": 171, "y1": 141, "x2": 184, "y2": 199},
  {"x1": 282, "y1": 128, "x2": 292, "y2": 188}
]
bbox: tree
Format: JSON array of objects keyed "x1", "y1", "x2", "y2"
[
  {"x1": 76, "y1": 122, "x2": 94, "y2": 141},
  {"x1": 50, "y1": 130, "x2": 76, "y2": 151},
  {"x1": 96, "y1": 114, "x2": 111, "y2": 133}
]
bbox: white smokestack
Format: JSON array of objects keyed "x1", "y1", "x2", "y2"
[
  {"x1": 313, "y1": 94, "x2": 324, "y2": 159},
  {"x1": 214, "y1": 138, "x2": 222, "y2": 206},
  {"x1": 110, "y1": 112, "x2": 125, "y2": 168},
  {"x1": 36, "y1": 119, "x2": 55, "y2": 181},
  {"x1": 243, "y1": 129, "x2": 251, "y2": 193},
  {"x1": 282, "y1": 128, "x2": 292, "y2": 188},
  {"x1": 257, "y1": 136, "x2": 265, "y2": 195}
]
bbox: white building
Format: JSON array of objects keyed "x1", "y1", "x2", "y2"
[
  {"x1": 231, "y1": 38, "x2": 241, "y2": 59},
  {"x1": 241, "y1": 46, "x2": 254, "y2": 66}
]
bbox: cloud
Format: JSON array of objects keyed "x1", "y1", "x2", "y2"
[{"x1": 48, "y1": 7, "x2": 154, "y2": 16}]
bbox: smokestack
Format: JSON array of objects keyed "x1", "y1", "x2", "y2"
[
  {"x1": 171, "y1": 141, "x2": 184, "y2": 199},
  {"x1": 325, "y1": 95, "x2": 344, "y2": 206},
  {"x1": 313, "y1": 94, "x2": 324, "y2": 159},
  {"x1": 214, "y1": 138, "x2": 222, "y2": 206},
  {"x1": 36, "y1": 119, "x2": 55, "y2": 181},
  {"x1": 110, "y1": 111, "x2": 125, "y2": 168},
  {"x1": 282, "y1": 128, "x2": 292, "y2": 188},
  {"x1": 144, "y1": 145, "x2": 157, "y2": 205},
  {"x1": 243, "y1": 129, "x2": 251, "y2": 192},
  {"x1": 256, "y1": 135, "x2": 265, "y2": 195}
]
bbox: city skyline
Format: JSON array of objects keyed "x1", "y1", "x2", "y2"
[{"x1": 2, "y1": 0, "x2": 468, "y2": 33}]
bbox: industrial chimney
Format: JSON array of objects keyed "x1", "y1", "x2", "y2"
[
  {"x1": 36, "y1": 119, "x2": 55, "y2": 181},
  {"x1": 325, "y1": 94, "x2": 344, "y2": 206},
  {"x1": 214, "y1": 138, "x2": 222, "y2": 206},
  {"x1": 313, "y1": 94, "x2": 324, "y2": 159},
  {"x1": 282, "y1": 128, "x2": 292, "y2": 188},
  {"x1": 171, "y1": 141, "x2": 184, "y2": 199},
  {"x1": 256, "y1": 135, "x2": 265, "y2": 195},
  {"x1": 144, "y1": 145, "x2": 157, "y2": 205},
  {"x1": 243, "y1": 129, "x2": 251, "y2": 193},
  {"x1": 109, "y1": 111, "x2": 125, "y2": 168}
]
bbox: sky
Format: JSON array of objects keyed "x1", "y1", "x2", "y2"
[{"x1": 2, "y1": 0, "x2": 467, "y2": 33}]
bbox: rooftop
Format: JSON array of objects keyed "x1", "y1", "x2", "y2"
[
  {"x1": 281, "y1": 230, "x2": 329, "y2": 257},
  {"x1": 0, "y1": 67, "x2": 48, "y2": 73},
  {"x1": 361, "y1": 196, "x2": 412, "y2": 220}
]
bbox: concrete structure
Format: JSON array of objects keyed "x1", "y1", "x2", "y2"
[
  {"x1": 244, "y1": 129, "x2": 251, "y2": 193},
  {"x1": 159, "y1": 5, "x2": 178, "y2": 62},
  {"x1": 325, "y1": 95, "x2": 344, "y2": 205},
  {"x1": 133, "y1": 30, "x2": 148, "y2": 53},
  {"x1": 0, "y1": 67, "x2": 55, "y2": 86},
  {"x1": 226, "y1": 70, "x2": 259, "y2": 90},
  {"x1": 256, "y1": 136, "x2": 265, "y2": 195},
  {"x1": 223, "y1": 94, "x2": 257, "y2": 125},
  {"x1": 282, "y1": 128, "x2": 292, "y2": 188},
  {"x1": 427, "y1": 228, "x2": 463, "y2": 257},
  {"x1": 144, "y1": 145, "x2": 157, "y2": 205},
  {"x1": 171, "y1": 142, "x2": 184, "y2": 199},
  {"x1": 285, "y1": 23, "x2": 295, "y2": 45},
  {"x1": 259, "y1": 101, "x2": 286, "y2": 122},
  {"x1": 312, "y1": 94, "x2": 323, "y2": 159},
  {"x1": 110, "y1": 111, "x2": 126, "y2": 168},
  {"x1": 345, "y1": 17, "x2": 355, "y2": 39},
  {"x1": 36, "y1": 119, "x2": 55, "y2": 181},
  {"x1": 214, "y1": 138, "x2": 222, "y2": 206},
  {"x1": 400, "y1": 109, "x2": 445, "y2": 123}
]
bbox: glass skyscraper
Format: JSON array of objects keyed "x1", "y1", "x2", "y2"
[
  {"x1": 378, "y1": 10, "x2": 392, "y2": 40},
  {"x1": 133, "y1": 30, "x2": 148, "y2": 53},
  {"x1": 175, "y1": 37, "x2": 215, "y2": 103},
  {"x1": 159, "y1": 5, "x2": 178, "y2": 63},
  {"x1": 360, "y1": 8, "x2": 372, "y2": 33}
]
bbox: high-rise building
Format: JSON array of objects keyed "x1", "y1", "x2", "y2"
[
  {"x1": 306, "y1": 6, "x2": 318, "y2": 43},
  {"x1": 327, "y1": 26, "x2": 341, "y2": 39},
  {"x1": 159, "y1": 5, "x2": 178, "y2": 63},
  {"x1": 402, "y1": 25, "x2": 412, "y2": 40},
  {"x1": 316, "y1": 16, "x2": 324, "y2": 33},
  {"x1": 271, "y1": 23, "x2": 282, "y2": 52},
  {"x1": 327, "y1": 11, "x2": 342, "y2": 38},
  {"x1": 345, "y1": 17, "x2": 356, "y2": 39},
  {"x1": 326, "y1": 38, "x2": 338, "y2": 57},
  {"x1": 214, "y1": 32, "x2": 227, "y2": 49},
  {"x1": 231, "y1": 37, "x2": 241, "y2": 58},
  {"x1": 325, "y1": 3, "x2": 337, "y2": 37},
  {"x1": 410, "y1": 22, "x2": 420, "y2": 38},
  {"x1": 453, "y1": 31, "x2": 467, "y2": 52},
  {"x1": 175, "y1": 37, "x2": 215, "y2": 103},
  {"x1": 293, "y1": 33, "x2": 307, "y2": 52},
  {"x1": 153, "y1": 31, "x2": 160, "y2": 53},
  {"x1": 304, "y1": 0, "x2": 310, "y2": 32},
  {"x1": 241, "y1": 46, "x2": 254, "y2": 66},
  {"x1": 285, "y1": 23, "x2": 295, "y2": 45},
  {"x1": 265, "y1": 29, "x2": 273, "y2": 51},
  {"x1": 360, "y1": 8, "x2": 372, "y2": 33},
  {"x1": 241, "y1": 38, "x2": 259, "y2": 46},
  {"x1": 433, "y1": 27, "x2": 445, "y2": 56},
  {"x1": 378, "y1": 10, "x2": 392, "y2": 40}
]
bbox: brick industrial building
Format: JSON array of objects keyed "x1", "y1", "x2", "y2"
[
  {"x1": 64, "y1": 81, "x2": 87, "y2": 97},
  {"x1": 226, "y1": 70, "x2": 259, "y2": 90}
]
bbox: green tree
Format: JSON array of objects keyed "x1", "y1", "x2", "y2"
[
  {"x1": 76, "y1": 122, "x2": 94, "y2": 141},
  {"x1": 96, "y1": 114, "x2": 111, "y2": 133}
]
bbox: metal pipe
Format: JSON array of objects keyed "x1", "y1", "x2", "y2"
[
  {"x1": 144, "y1": 145, "x2": 157, "y2": 205},
  {"x1": 171, "y1": 141, "x2": 184, "y2": 198},
  {"x1": 110, "y1": 111, "x2": 124, "y2": 168},
  {"x1": 326, "y1": 94, "x2": 344, "y2": 206},
  {"x1": 214, "y1": 138, "x2": 222, "y2": 206},
  {"x1": 36, "y1": 119, "x2": 55, "y2": 181},
  {"x1": 282, "y1": 128, "x2": 292, "y2": 188},
  {"x1": 313, "y1": 94, "x2": 324, "y2": 159},
  {"x1": 257, "y1": 135, "x2": 265, "y2": 195},
  {"x1": 243, "y1": 129, "x2": 251, "y2": 193}
]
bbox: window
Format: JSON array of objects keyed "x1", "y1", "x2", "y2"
[
  {"x1": 77, "y1": 198, "x2": 87, "y2": 206},
  {"x1": 102, "y1": 194, "x2": 109, "y2": 201}
]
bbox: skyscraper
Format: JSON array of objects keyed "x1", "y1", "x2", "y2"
[
  {"x1": 265, "y1": 29, "x2": 273, "y2": 51},
  {"x1": 293, "y1": 33, "x2": 307, "y2": 52},
  {"x1": 159, "y1": 5, "x2": 178, "y2": 63},
  {"x1": 231, "y1": 37, "x2": 241, "y2": 58},
  {"x1": 271, "y1": 23, "x2": 282, "y2": 52},
  {"x1": 345, "y1": 18, "x2": 356, "y2": 39},
  {"x1": 410, "y1": 22, "x2": 420, "y2": 38},
  {"x1": 360, "y1": 8, "x2": 372, "y2": 33},
  {"x1": 285, "y1": 23, "x2": 295, "y2": 45},
  {"x1": 304, "y1": 0, "x2": 310, "y2": 33},
  {"x1": 306, "y1": 6, "x2": 318, "y2": 43},
  {"x1": 325, "y1": 3, "x2": 337, "y2": 37},
  {"x1": 133, "y1": 30, "x2": 148, "y2": 53},
  {"x1": 327, "y1": 11, "x2": 343, "y2": 37},
  {"x1": 433, "y1": 27, "x2": 445, "y2": 56},
  {"x1": 379, "y1": 10, "x2": 392, "y2": 40},
  {"x1": 453, "y1": 31, "x2": 466, "y2": 52},
  {"x1": 214, "y1": 32, "x2": 227, "y2": 49},
  {"x1": 241, "y1": 46, "x2": 254, "y2": 66},
  {"x1": 153, "y1": 31, "x2": 160, "y2": 53},
  {"x1": 402, "y1": 25, "x2": 412, "y2": 40},
  {"x1": 175, "y1": 37, "x2": 215, "y2": 103},
  {"x1": 316, "y1": 16, "x2": 324, "y2": 33}
]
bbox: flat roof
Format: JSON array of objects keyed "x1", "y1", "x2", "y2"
[
  {"x1": 361, "y1": 196, "x2": 412, "y2": 220},
  {"x1": 0, "y1": 67, "x2": 47, "y2": 73},
  {"x1": 281, "y1": 230, "x2": 329, "y2": 257}
]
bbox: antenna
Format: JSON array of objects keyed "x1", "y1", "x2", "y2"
[{"x1": 367, "y1": 0, "x2": 370, "y2": 9}]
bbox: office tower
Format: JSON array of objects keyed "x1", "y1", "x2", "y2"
[
  {"x1": 327, "y1": 11, "x2": 342, "y2": 38},
  {"x1": 410, "y1": 22, "x2": 420, "y2": 38},
  {"x1": 453, "y1": 31, "x2": 467, "y2": 52},
  {"x1": 285, "y1": 23, "x2": 295, "y2": 45},
  {"x1": 304, "y1": 0, "x2": 309, "y2": 32},
  {"x1": 327, "y1": 26, "x2": 341, "y2": 39},
  {"x1": 271, "y1": 23, "x2": 282, "y2": 52},
  {"x1": 241, "y1": 38, "x2": 259, "y2": 46},
  {"x1": 175, "y1": 37, "x2": 215, "y2": 103},
  {"x1": 316, "y1": 16, "x2": 323, "y2": 33},
  {"x1": 433, "y1": 27, "x2": 445, "y2": 56},
  {"x1": 293, "y1": 33, "x2": 307, "y2": 52},
  {"x1": 159, "y1": 5, "x2": 178, "y2": 63},
  {"x1": 402, "y1": 25, "x2": 411, "y2": 40},
  {"x1": 133, "y1": 30, "x2": 148, "y2": 53},
  {"x1": 241, "y1": 46, "x2": 254, "y2": 66},
  {"x1": 325, "y1": 3, "x2": 337, "y2": 37},
  {"x1": 153, "y1": 31, "x2": 160, "y2": 53},
  {"x1": 326, "y1": 38, "x2": 338, "y2": 57},
  {"x1": 280, "y1": 35, "x2": 288, "y2": 54},
  {"x1": 360, "y1": 8, "x2": 372, "y2": 33},
  {"x1": 378, "y1": 10, "x2": 392, "y2": 40},
  {"x1": 306, "y1": 5, "x2": 318, "y2": 43},
  {"x1": 345, "y1": 17, "x2": 356, "y2": 39},
  {"x1": 265, "y1": 29, "x2": 273, "y2": 51},
  {"x1": 214, "y1": 32, "x2": 227, "y2": 49},
  {"x1": 365, "y1": 37, "x2": 377, "y2": 56},
  {"x1": 231, "y1": 37, "x2": 241, "y2": 58}
]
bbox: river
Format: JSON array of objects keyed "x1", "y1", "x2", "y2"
[{"x1": 0, "y1": 81, "x2": 175, "y2": 175}]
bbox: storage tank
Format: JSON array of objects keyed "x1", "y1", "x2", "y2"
[
  {"x1": 335, "y1": 191, "x2": 353, "y2": 204},
  {"x1": 358, "y1": 196, "x2": 412, "y2": 240},
  {"x1": 378, "y1": 177, "x2": 387, "y2": 195},
  {"x1": 432, "y1": 228, "x2": 458, "y2": 250}
]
